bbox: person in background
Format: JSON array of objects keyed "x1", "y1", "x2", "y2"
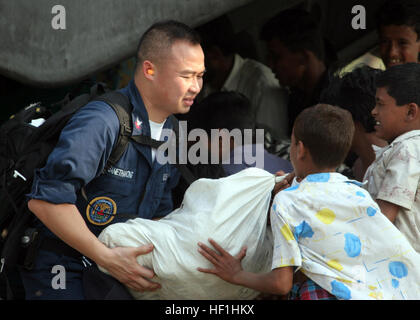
[
  {"x1": 196, "y1": 15, "x2": 289, "y2": 141},
  {"x1": 260, "y1": 9, "x2": 337, "y2": 136},
  {"x1": 320, "y1": 65, "x2": 387, "y2": 181},
  {"x1": 172, "y1": 91, "x2": 292, "y2": 208},
  {"x1": 192, "y1": 91, "x2": 293, "y2": 175},
  {"x1": 376, "y1": 0, "x2": 420, "y2": 68}
]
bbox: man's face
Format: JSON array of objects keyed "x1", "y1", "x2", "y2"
[
  {"x1": 379, "y1": 25, "x2": 420, "y2": 68},
  {"x1": 154, "y1": 40, "x2": 205, "y2": 115},
  {"x1": 266, "y1": 38, "x2": 305, "y2": 87},
  {"x1": 372, "y1": 87, "x2": 408, "y2": 142}
]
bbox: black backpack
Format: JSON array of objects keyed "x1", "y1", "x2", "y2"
[{"x1": 0, "y1": 83, "x2": 195, "y2": 298}]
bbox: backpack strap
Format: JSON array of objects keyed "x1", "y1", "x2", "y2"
[
  {"x1": 96, "y1": 92, "x2": 173, "y2": 170},
  {"x1": 130, "y1": 135, "x2": 165, "y2": 150},
  {"x1": 94, "y1": 92, "x2": 133, "y2": 172}
]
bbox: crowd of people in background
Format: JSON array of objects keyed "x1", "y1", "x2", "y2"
[
  {"x1": 182, "y1": 0, "x2": 420, "y2": 300},
  {"x1": 181, "y1": 0, "x2": 419, "y2": 195}
]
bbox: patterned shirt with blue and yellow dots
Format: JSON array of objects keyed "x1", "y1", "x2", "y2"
[{"x1": 271, "y1": 172, "x2": 420, "y2": 300}]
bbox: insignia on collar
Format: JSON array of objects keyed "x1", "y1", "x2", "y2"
[
  {"x1": 86, "y1": 196, "x2": 117, "y2": 226},
  {"x1": 135, "y1": 117, "x2": 142, "y2": 131}
]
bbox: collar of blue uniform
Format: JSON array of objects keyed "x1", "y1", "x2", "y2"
[{"x1": 125, "y1": 80, "x2": 172, "y2": 138}]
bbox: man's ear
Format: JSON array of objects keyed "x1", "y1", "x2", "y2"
[
  {"x1": 143, "y1": 60, "x2": 155, "y2": 80},
  {"x1": 406, "y1": 102, "x2": 419, "y2": 121}
]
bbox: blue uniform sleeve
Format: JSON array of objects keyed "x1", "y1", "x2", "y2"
[{"x1": 27, "y1": 101, "x2": 120, "y2": 204}]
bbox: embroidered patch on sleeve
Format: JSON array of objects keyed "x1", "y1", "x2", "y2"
[{"x1": 86, "y1": 196, "x2": 117, "y2": 226}]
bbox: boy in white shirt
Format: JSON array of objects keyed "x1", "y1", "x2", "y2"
[
  {"x1": 363, "y1": 62, "x2": 420, "y2": 253},
  {"x1": 197, "y1": 104, "x2": 420, "y2": 300}
]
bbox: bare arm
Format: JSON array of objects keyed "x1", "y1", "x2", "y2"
[
  {"x1": 197, "y1": 239, "x2": 293, "y2": 295},
  {"x1": 376, "y1": 199, "x2": 400, "y2": 223},
  {"x1": 28, "y1": 199, "x2": 160, "y2": 292}
]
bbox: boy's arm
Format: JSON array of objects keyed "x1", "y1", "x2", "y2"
[
  {"x1": 197, "y1": 239, "x2": 293, "y2": 295},
  {"x1": 376, "y1": 199, "x2": 400, "y2": 223}
]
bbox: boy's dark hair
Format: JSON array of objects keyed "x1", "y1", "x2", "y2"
[
  {"x1": 320, "y1": 65, "x2": 383, "y2": 132},
  {"x1": 293, "y1": 104, "x2": 355, "y2": 169},
  {"x1": 260, "y1": 9, "x2": 326, "y2": 62},
  {"x1": 375, "y1": 62, "x2": 420, "y2": 106},
  {"x1": 188, "y1": 91, "x2": 255, "y2": 134},
  {"x1": 376, "y1": 0, "x2": 420, "y2": 39},
  {"x1": 195, "y1": 15, "x2": 236, "y2": 56},
  {"x1": 135, "y1": 20, "x2": 201, "y2": 69}
]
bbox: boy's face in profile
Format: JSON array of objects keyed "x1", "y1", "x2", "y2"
[
  {"x1": 379, "y1": 25, "x2": 420, "y2": 68},
  {"x1": 372, "y1": 87, "x2": 408, "y2": 142}
]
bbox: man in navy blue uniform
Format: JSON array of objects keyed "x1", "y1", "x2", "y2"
[{"x1": 23, "y1": 21, "x2": 205, "y2": 299}]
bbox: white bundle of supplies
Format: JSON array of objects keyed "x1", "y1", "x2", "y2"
[{"x1": 98, "y1": 168, "x2": 282, "y2": 300}]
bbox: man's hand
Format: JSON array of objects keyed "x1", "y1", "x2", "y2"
[
  {"x1": 273, "y1": 171, "x2": 295, "y2": 196},
  {"x1": 97, "y1": 244, "x2": 161, "y2": 292},
  {"x1": 197, "y1": 239, "x2": 247, "y2": 285},
  {"x1": 28, "y1": 200, "x2": 161, "y2": 293}
]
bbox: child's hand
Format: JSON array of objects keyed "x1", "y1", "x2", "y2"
[
  {"x1": 197, "y1": 239, "x2": 247, "y2": 285},
  {"x1": 273, "y1": 171, "x2": 295, "y2": 196}
]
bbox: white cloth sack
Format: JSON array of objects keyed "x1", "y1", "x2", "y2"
[{"x1": 98, "y1": 168, "x2": 281, "y2": 300}]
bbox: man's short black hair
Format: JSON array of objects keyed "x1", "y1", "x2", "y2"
[
  {"x1": 376, "y1": 62, "x2": 420, "y2": 106},
  {"x1": 376, "y1": 0, "x2": 420, "y2": 39},
  {"x1": 135, "y1": 20, "x2": 201, "y2": 69},
  {"x1": 260, "y1": 9, "x2": 325, "y2": 62},
  {"x1": 293, "y1": 104, "x2": 355, "y2": 169},
  {"x1": 188, "y1": 91, "x2": 255, "y2": 134},
  {"x1": 195, "y1": 15, "x2": 236, "y2": 56},
  {"x1": 320, "y1": 66, "x2": 383, "y2": 132}
]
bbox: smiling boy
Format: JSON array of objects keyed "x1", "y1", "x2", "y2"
[
  {"x1": 376, "y1": 0, "x2": 420, "y2": 68},
  {"x1": 363, "y1": 62, "x2": 420, "y2": 253}
]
